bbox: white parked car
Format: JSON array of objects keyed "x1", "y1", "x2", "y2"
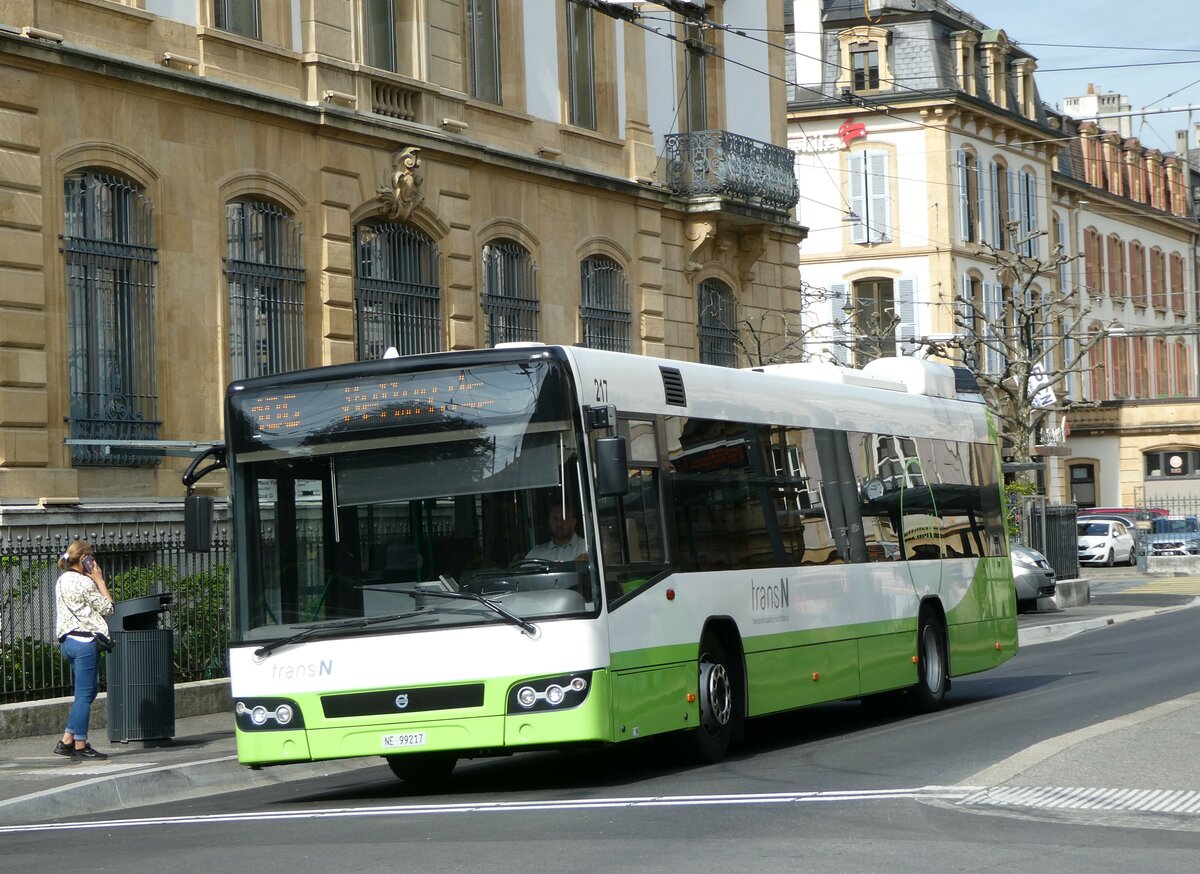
[{"x1": 1077, "y1": 519, "x2": 1136, "y2": 566}]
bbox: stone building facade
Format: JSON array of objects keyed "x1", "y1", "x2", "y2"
[{"x1": 0, "y1": 1, "x2": 805, "y2": 535}]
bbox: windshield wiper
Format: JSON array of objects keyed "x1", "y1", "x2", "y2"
[
  {"x1": 361, "y1": 577, "x2": 541, "y2": 639},
  {"x1": 253, "y1": 608, "x2": 423, "y2": 658}
]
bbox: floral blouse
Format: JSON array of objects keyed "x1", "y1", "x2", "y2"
[{"x1": 54, "y1": 571, "x2": 114, "y2": 641}]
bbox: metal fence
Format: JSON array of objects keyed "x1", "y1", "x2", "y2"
[
  {"x1": 1015, "y1": 497, "x2": 1080, "y2": 581},
  {"x1": 1, "y1": 529, "x2": 230, "y2": 704}
]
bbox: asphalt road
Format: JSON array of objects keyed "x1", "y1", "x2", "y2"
[{"x1": 5, "y1": 586, "x2": 1199, "y2": 872}]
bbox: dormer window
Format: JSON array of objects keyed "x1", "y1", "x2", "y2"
[
  {"x1": 836, "y1": 27, "x2": 891, "y2": 94},
  {"x1": 851, "y1": 44, "x2": 879, "y2": 90}
]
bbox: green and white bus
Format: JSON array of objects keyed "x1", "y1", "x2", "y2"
[{"x1": 191, "y1": 344, "x2": 1017, "y2": 780}]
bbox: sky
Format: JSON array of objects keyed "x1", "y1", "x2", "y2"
[{"x1": 959, "y1": 1, "x2": 1200, "y2": 153}]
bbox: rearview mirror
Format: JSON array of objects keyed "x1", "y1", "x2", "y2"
[
  {"x1": 594, "y1": 436, "x2": 629, "y2": 498},
  {"x1": 184, "y1": 494, "x2": 214, "y2": 552}
]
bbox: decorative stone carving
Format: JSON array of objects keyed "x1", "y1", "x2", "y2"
[{"x1": 377, "y1": 147, "x2": 423, "y2": 220}]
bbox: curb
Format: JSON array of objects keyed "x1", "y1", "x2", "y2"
[
  {"x1": 0, "y1": 751, "x2": 381, "y2": 827},
  {"x1": 0, "y1": 679, "x2": 231, "y2": 741},
  {"x1": 1019, "y1": 596, "x2": 1200, "y2": 647}
]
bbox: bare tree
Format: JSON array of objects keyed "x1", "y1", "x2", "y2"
[
  {"x1": 921, "y1": 226, "x2": 1108, "y2": 466},
  {"x1": 704, "y1": 280, "x2": 841, "y2": 367}
]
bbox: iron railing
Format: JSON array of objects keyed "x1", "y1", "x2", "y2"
[
  {"x1": 664, "y1": 130, "x2": 800, "y2": 212},
  {"x1": 1017, "y1": 499, "x2": 1080, "y2": 581},
  {"x1": 1, "y1": 530, "x2": 230, "y2": 703}
]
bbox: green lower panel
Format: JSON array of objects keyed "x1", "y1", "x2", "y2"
[
  {"x1": 948, "y1": 619, "x2": 999, "y2": 675},
  {"x1": 747, "y1": 639, "x2": 859, "y2": 716},
  {"x1": 236, "y1": 728, "x2": 311, "y2": 765},
  {"x1": 857, "y1": 630, "x2": 918, "y2": 695},
  {"x1": 611, "y1": 663, "x2": 697, "y2": 741}
]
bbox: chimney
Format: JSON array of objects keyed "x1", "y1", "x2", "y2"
[{"x1": 1177, "y1": 129, "x2": 1190, "y2": 156}]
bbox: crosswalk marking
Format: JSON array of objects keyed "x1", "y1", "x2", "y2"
[{"x1": 1121, "y1": 576, "x2": 1200, "y2": 595}]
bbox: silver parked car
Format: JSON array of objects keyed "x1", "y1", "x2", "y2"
[{"x1": 1010, "y1": 544, "x2": 1057, "y2": 612}]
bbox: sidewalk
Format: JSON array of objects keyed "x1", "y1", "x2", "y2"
[{"x1": 0, "y1": 594, "x2": 1196, "y2": 827}]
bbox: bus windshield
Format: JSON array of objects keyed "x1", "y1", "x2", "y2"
[{"x1": 225, "y1": 358, "x2": 597, "y2": 643}]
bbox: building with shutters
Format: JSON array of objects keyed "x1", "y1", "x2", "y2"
[
  {"x1": 784, "y1": 0, "x2": 1200, "y2": 507},
  {"x1": 0, "y1": 1, "x2": 806, "y2": 535}
]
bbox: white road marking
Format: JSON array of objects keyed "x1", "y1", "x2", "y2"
[{"x1": 0, "y1": 786, "x2": 974, "y2": 834}]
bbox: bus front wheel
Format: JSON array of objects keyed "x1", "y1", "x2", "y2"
[
  {"x1": 911, "y1": 615, "x2": 948, "y2": 713},
  {"x1": 687, "y1": 636, "x2": 738, "y2": 763},
  {"x1": 385, "y1": 752, "x2": 457, "y2": 783}
]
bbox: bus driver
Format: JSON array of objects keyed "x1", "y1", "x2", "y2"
[{"x1": 526, "y1": 500, "x2": 587, "y2": 562}]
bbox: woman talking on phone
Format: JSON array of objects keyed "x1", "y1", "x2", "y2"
[{"x1": 53, "y1": 541, "x2": 114, "y2": 759}]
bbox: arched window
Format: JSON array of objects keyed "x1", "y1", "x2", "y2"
[
  {"x1": 580, "y1": 255, "x2": 630, "y2": 352},
  {"x1": 482, "y1": 238, "x2": 538, "y2": 346},
  {"x1": 1144, "y1": 448, "x2": 1200, "y2": 480},
  {"x1": 63, "y1": 170, "x2": 159, "y2": 466},
  {"x1": 697, "y1": 279, "x2": 738, "y2": 367},
  {"x1": 355, "y1": 220, "x2": 441, "y2": 358},
  {"x1": 226, "y1": 198, "x2": 305, "y2": 380}
]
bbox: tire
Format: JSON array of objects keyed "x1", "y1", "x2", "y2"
[
  {"x1": 385, "y1": 752, "x2": 457, "y2": 783},
  {"x1": 686, "y1": 636, "x2": 739, "y2": 763},
  {"x1": 1105, "y1": 548, "x2": 1115, "y2": 567},
  {"x1": 910, "y1": 614, "x2": 948, "y2": 713}
]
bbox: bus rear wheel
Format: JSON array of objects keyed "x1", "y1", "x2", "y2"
[
  {"x1": 385, "y1": 752, "x2": 457, "y2": 783},
  {"x1": 687, "y1": 636, "x2": 738, "y2": 763},
  {"x1": 911, "y1": 615, "x2": 948, "y2": 713}
]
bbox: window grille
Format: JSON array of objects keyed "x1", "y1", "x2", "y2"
[
  {"x1": 697, "y1": 279, "x2": 738, "y2": 367},
  {"x1": 580, "y1": 256, "x2": 631, "y2": 352},
  {"x1": 63, "y1": 171, "x2": 160, "y2": 466},
  {"x1": 355, "y1": 221, "x2": 442, "y2": 359},
  {"x1": 482, "y1": 239, "x2": 539, "y2": 346},
  {"x1": 225, "y1": 199, "x2": 305, "y2": 380}
]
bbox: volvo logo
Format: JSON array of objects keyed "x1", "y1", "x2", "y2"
[{"x1": 394, "y1": 693, "x2": 410, "y2": 710}]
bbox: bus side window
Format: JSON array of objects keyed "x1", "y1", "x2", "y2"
[{"x1": 596, "y1": 419, "x2": 667, "y2": 598}]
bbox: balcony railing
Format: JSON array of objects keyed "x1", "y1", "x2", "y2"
[{"x1": 664, "y1": 130, "x2": 799, "y2": 213}]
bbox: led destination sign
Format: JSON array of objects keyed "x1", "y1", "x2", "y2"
[
  {"x1": 231, "y1": 362, "x2": 557, "y2": 448},
  {"x1": 247, "y1": 374, "x2": 491, "y2": 434}
]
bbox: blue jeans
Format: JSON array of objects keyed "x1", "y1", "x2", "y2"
[{"x1": 61, "y1": 636, "x2": 99, "y2": 741}]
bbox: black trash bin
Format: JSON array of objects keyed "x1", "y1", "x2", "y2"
[{"x1": 106, "y1": 593, "x2": 175, "y2": 743}]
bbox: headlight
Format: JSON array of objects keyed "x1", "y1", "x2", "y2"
[
  {"x1": 234, "y1": 698, "x2": 305, "y2": 731},
  {"x1": 507, "y1": 672, "x2": 593, "y2": 714}
]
